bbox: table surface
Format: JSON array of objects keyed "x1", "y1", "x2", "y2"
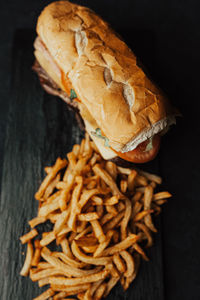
[{"x1": 0, "y1": 1, "x2": 200, "y2": 299}]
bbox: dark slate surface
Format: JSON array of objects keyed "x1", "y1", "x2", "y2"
[
  {"x1": 1, "y1": 1, "x2": 200, "y2": 299},
  {"x1": 0, "y1": 29, "x2": 165, "y2": 300}
]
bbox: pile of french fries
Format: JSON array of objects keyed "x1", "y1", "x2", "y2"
[{"x1": 20, "y1": 134, "x2": 171, "y2": 300}]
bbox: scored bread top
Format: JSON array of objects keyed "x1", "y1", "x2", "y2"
[{"x1": 37, "y1": 1, "x2": 175, "y2": 152}]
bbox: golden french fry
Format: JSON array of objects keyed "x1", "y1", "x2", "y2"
[
  {"x1": 134, "y1": 209, "x2": 154, "y2": 222},
  {"x1": 120, "y1": 198, "x2": 132, "y2": 240},
  {"x1": 128, "y1": 170, "x2": 137, "y2": 192},
  {"x1": 31, "y1": 240, "x2": 41, "y2": 266},
  {"x1": 20, "y1": 229, "x2": 38, "y2": 244},
  {"x1": 52, "y1": 252, "x2": 86, "y2": 268},
  {"x1": 43, "y1": 173, "x2": 61, "y2": 200},
  {"x1": 20, "y1": 242, "x2": 34, "y2": 276},
  {"x1": 29, "y1": 216, "x2": 46, "y2": 228},
  {"x1": 120, "y1": 250, "x2": 135, "y2": 277},
  {"x1": 106, "y1": 205, "x2": 118, "y2": 216},
  {"x1": 67, "y1": 152, "x2": 77, "y2": 169},
  {"x1": 100, "y1": 213, "x2": 113, "y2": 226},
  {"x1": 68, "y1": 176, "x2": 83, "y2": 231},
  {"x1": 132, "y1": 191, "x2": 142, "y2": 202},
  {"x1": 93, "y1": 164, "x2": 122, "y2": 196},
  {"x1": 103, "y1": 234, "x2": 139, "y2": 256},
  {"x1": 94, "y1": 282, "x2": 107, "y2": 299},
  {"x1": 132, "y1": 243, "x2": 149, "y2": 261},
  {"x1": 35, "y1": 158, "x2": 67, "y2": 200},
  {"x1": 76, "y1": 236, "x2": 98, "y2": 247},
  {"x1": 91, "y1": 195, "x2": 103, "y2": 205},
  {"x1": 138, "y1": 170, "x2": 162, "y2": 184},
  {"x1": 72, "y1": 240, "x2": 112, "y2": 265},
  {"x1": 120, "y1": 180, "x2": 128, "y2": 193},
  {"x1": 93, "y1": 230, "x2": 114, "y2": 258},
  {"x1": 40, "y1": 231, "x2": 55, "y2": 247},
  {"x1": 30, "y1": 268, "x2": 66, "y2": 281},
  {"x1": 49, "y1": 269, "x2": 109, "y2": 286},
  {"x1": 103, "y1": 210, "x2": 125, "y2": 233},
  {"x1": 38, "y1": 196, "x2": 60, "y2": 217},
  {"x1": 90, "y1": 220, "x2": 106, "y2": 243},
  {"x1": 51, "y1": 283, "x2": 90, "y2": 294},
  {"x1": 53, "y1": 208, "x2": 70, "y2": 235},
  {"x1": 78, "y1": 212, "x2": 99, "y2": 221},
  {"x1": 38, "y1": 277, "x2": 49, "y2": 287},
  {"x1": 144, "y1": 185, "x2": 157, "y2": 232},
  {"x1": 153, "y1": 191, "x2": 172, "y2": 201},
  {"x1": 33, "y1": 288, "x2": 54, "y2": 300},
  {"x1": 105, "y1": 161, "x2": 117, "y2": 180},
  {"x1": 103, "y1": 276, "x2": 120, "y2": 297},
  {"x1": 60, "y1": 238, "x2": 74, "y2": 259},
  {"x1": 113, "y1": 253, "x2": 126, "y2": 273},
  {"x1": 72, "y1": 144, "x2": 80, "y2": 157},
  {"x1": 135, "y1": 222, "x2": 153, "y2": 248},
  {"x1": 103, "y1": 195, "x2": 119, "y2": 206}
]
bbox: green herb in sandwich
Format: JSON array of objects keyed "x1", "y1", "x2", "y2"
[
  {"x1": 70, "y1": 89, "x2": 77, "y2": 100},
  {"x1": 144, "y1": 137, "x2": 153, "y2": 152},
  {"x1": 91, "y1": 128, "x2": 110, "y2": 148}
]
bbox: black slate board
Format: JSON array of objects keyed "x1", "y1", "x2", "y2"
[{"x1": 0, "y1": 29, "x2": 164, "y2": 300}]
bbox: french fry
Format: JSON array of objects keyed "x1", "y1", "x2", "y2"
[
  {"x1": 128, "y1": 170, "x2": 137, "y2": 192},
  {"x1": 132, "y1": 243, "x2": 149, "y2": 261},
  {"x1": 90, "y1": 220, "x2": 106, "y2": 243},
  {"x1": 134, "y1": 209, "x2": 154, "y2": 222},
  {"x1": 106, "y1": 205, "x2": 118, "y2": 216},
  {"x1": 113, "y1": 253, "x2": 126, "y2": 273},
  {"x1": 78, "y1": 212, "x2": 99, "y2": 221},
  {"x1": 120, "y1": 180, "x2": 128, "y2": 193},
  {"x1": 144, "y1": 185, "x2": 157, "y2": 232},
  {"x1": 103, "y1": 276, "x2": 120, "y2": 297},
  {"x1": 51, "y1": 283, "x2": 91, "y2": 294},
  {"x1": 52, "y1": 252, "x2": 86, "y2": 268},
  {"x1": 38, "y1": 277, "x2": 49, "y2": 287},
  {"x1": 135, "y1": 222, "x2": 153, "y2": 248},
  {"x1": 40, "y1": 231, "x2": 56, "y2": 247},
  {"x1": 68, "y1": 176, "x2": 83, "y2": 231},
  {"x1": 32, "y1": 240, "x2": 41, "y2": 266},
  {"x1": 20, "y1": 242, "x2": 34, "y2": 276},
  {"x1": 93, "y1": 230, "x2": 114, "y2": 258},
  {"x1": 103, "y1": 195, "x2": 119, "y2": 205},
  {"x1": 60, "y1": 238, "x2": 74, "y2": 259},
  {"x1": 103, "y1": 234, "x2": 139, "y2": 256},
  {"x1": 91, "y1": 195, "x2": 103, "y2": 205},
  {"x1": 29, "y1": 216, "x2": 46, "y2": 228},
  {"x1": 105, "y1": 161, "x2": 117, "y2": 180},
  {"x1": 43, "y1": 173, "x2": 61, "y2": 200},
  {"x1": 20, "y1": 229, "x2": 38, "y2": 244},
  {"x1": 153, "y1": 191, "x2": 172, "y2": 201},
  {"x1": 30, "y1": 268, "x2": 66, "y2": 281},
  {"x1": 53, "y1": 208, "x2": 70, "y2": 235},
  {"x1": 49, "y1": 269, "x2": 109, "y2": 286},
  {"x1": 71, "y1": 241, "x2": 111, "y2": 265},
  {"x1": 94, "y1": 282, "x2": 107, "y2": 299},
  {"x1": 35, "y1": 158, "x2": 67, "y2": 200},
  {"x1": 93, "y1": 164, "x2": 122, "y2": 196},
  {"x1": 33, "y1": 288, "x2": 54, "y2": 300},
  {"x1": 120, "y1": 198, "x2": 132, "y2": 240},
  {"x1": 120, "y1": 250, "x2": 135, "y2": 277}
]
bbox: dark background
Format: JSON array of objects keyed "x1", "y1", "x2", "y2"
[{"x1": 0, "y1": 0, "x2": 200, "y2": 299}]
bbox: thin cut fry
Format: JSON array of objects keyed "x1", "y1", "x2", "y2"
[
  {"x1": 20, "y1": 229, "x2": 38, "y2": 244},
  {"x1": 78, "y1": 212, "x2": 99, "y2": 221},
  {"x1": 120, "y1": 250, "x2": 135, "y2": 277},
  {"x1": 60, "y1": 238, "x2": 74, "y2": 259},
  {"x1": 105, "y1": 161, "x2": 117, "y2": 180},
  {"x1": 103, "y1": 234, "x2": 139, "y2": 256},
  {"x1": 71, "y1": 240, "x2": 112, "y2": 265},
  {"x1": 68, "y1": 176, "x2": 83, "y2": 231},
  {"x1": 40, "y1": 231, "x2": 55, "y2": 247},
  {"x1": 153, "y1": 191, "x2": 172, "y2": 201},
  {"x1": 35, "y1": 158, "x2": 67, "y2": 200},
  {"x1": 144, "y1": 185, "x2": 157, "y2": 232},
  {"x1": 90, "y1": 220, "x2": 106, "y2": 243},
  {"x1": 31, "y1": 240, "x2": 41, "y2": 266},
  {"x1": 33, "y1": 288, "x2": 54, "y2": 300},
  {"x1": 121, "y1": 198, "x2": 132, "y2": 240},
  {"x1": 94, "y1": 282, "x2": 107, "y2": 299},
  {"x1": 113, "y1": 253, "x2": 126, "y2": 273},
  {"x1": 134, "y1": 209, "x2": 154, "y2": 222},
  {"x1": 20, "y1": 242, "x2": 34, "y2": 276},
  {"x1": 49, "y1": 269, "x2": 109, "y2": 286},
  {"x1": 29, "y1": 216, "x2": 46, "y2": 228}
]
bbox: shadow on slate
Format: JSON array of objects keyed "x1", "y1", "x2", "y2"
[{"x1": 0, "y1": 29, "x2": 164, "y2": 300}]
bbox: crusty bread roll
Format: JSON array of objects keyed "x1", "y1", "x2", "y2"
[{"x1": 35, "y1": 1, "x2": 176, "y2": 155}]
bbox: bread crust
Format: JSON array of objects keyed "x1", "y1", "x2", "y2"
[{"x1": 37, "y1": 1, "x2": 175, "y2": 152}]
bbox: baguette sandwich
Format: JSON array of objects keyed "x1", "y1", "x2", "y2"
[{"x1": 33, "y1": 0, "x2": 177, "y2": 164}]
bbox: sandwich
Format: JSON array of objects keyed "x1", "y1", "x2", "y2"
[{"x1": 33, "y1": 0, "x2": 178, "y2": 165}]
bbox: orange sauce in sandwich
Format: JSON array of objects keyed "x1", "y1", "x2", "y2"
[{"x1": 61, "y1": 71, "x2": 81, "y2": 103}]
